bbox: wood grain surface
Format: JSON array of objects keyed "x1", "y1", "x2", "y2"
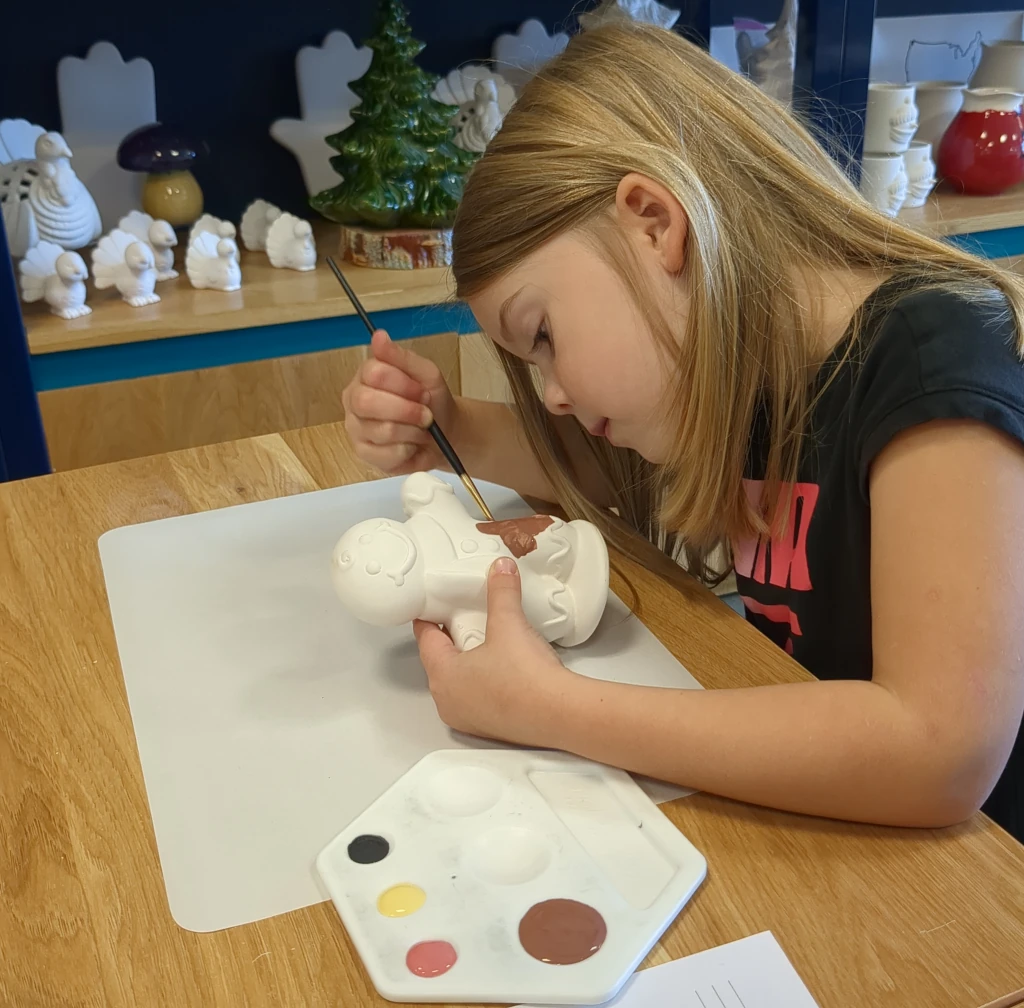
[
  {"x1": 1, "y1": 423, "x2": 1023, "y2": 1008},
  {"x1": 899, "y1": 180, "x2": 1024, "y2": 237},
  {"x1": 36, "y1": 331, "x2": 461, "y2": 472},
  {"x1": 23, "y1": 223, "x2": 455, "y2": 355}
]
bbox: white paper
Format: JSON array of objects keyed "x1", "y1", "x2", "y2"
[
  {"x1": 522, "y1": 932, "x2": 819, "y2": 1008},
  {"x1": 870, "y1": 12, "x2": 1024, "y2": 84}
]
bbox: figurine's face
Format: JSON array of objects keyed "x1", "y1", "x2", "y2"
[
  {"x1": 331, "y1": 518, "x2": 426, "y2": 626},
  {"x1": 56, "y1": 251, "x2": 86, "y2": 282},
  {"x1": 216, "y1": 238, "x2": 238, "y2": 261},
  {"x1": 125, "y1": 241, "x2": 155, "y2": 270},
  {"x1": 36, "y1": 132, "x2": 71, "y2": 160},
  {"x1": 151, "y1": 221, "x2": 177, "y2": 248}
]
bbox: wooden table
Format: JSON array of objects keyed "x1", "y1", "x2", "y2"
[{"x1": 2, "y1": 423, "x2": 1024, "y2": 1008}]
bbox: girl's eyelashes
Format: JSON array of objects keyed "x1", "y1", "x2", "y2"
[{"x1": 531, "y1": 321, "x2": 552, "y2": 354}]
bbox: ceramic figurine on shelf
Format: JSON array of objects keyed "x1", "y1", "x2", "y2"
[
  {"x1": 118, "y1": 123, "x2": 209, "y2": 228},
  {"x1": 91, "y1": 228, "x2": 161, "y2": 307},
  {"x1": 186, "y1": 230, "x2": 242, "y2": 291},
  {"x1": 578, "y1": 0, "x2": 680, "y2": 31},
  {"x1": 331, "y1": 472, "x2": 609, "y2": 652},
  {"x1": 864, "y1": 83, "x2": 919, "y2": 155},
  {"x1": 736, "y1": 0, "x2": 798, "y2": 105},
  {"x1": 433, "y1": 67, "x2": 515, "y2": 152},
  {"x1": 240, "y1": 198, "x2": 283, "y2": 251},
  {"x1": 18, "y1": 240, "x2": 92, "y2": 319},
  {"x1": 0, "y1": 122, "x2": 102, "y2": 258},
  {"x1": 859, "y1": 153, "x2": 908, "y2": 217},
  {"x1": 938, "y1": 87, "x2": 1024, "y2": 196},
  {"x1": 188, "y1": 212, "x2": 236, "y2": 246},
  {"x1": 265, "y1": 212, "x2": 317, "y2": 271},
  {"x1": 901, "y1": 141, "x2": 937, "y2": 209},
  {"x1": 118, "y1": 210, "x2": 178, "y2": 280}
]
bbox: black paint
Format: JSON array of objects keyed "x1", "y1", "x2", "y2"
[{"x1": 347, "y1": 834, "x2": 390, "y2": 864}]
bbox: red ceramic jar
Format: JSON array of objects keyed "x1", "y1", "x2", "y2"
[{"x1": 937, "y1": 87, "x2": 1024, "y2": 195}]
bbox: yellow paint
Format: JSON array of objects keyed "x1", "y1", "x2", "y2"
[{"x1": 377, "y1": 883, "x2": 426, "y2": 918}]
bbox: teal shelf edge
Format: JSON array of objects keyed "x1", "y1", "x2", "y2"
[
  {"x1": 946, "y1": 226, "x2": 1024, "y2": 260},
  {"x1": 30, "y1": 300, "x2": 477, "y2": 392}
]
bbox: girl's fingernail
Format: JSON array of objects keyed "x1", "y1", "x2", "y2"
[{"x1": 493, "y1": 557, "x2": 517, "y2": 575}]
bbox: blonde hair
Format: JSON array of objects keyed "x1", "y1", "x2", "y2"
[{"x1": 452, "y1": 22, "x2": 1024, "y2": 584}]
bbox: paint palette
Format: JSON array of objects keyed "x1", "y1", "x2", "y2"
[{"x1": 317, "y1": 749, "x2": 707, "y2": 1004}]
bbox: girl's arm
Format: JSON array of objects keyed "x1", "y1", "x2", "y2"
[{"x1": 554, "y1": 419, "x2": 1024, "y2": 827}]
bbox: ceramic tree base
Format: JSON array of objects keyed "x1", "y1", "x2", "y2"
[{"x1": 340, "y1": 224, "x2": 452, "y2": 270}]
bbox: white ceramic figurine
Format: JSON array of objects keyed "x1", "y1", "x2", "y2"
[
  {"x1": 91, "y1": 228, "x2": 160, "y2": 307},
  {"x1": 119, "y1": 209, "x2": 178, "y2": 280},
  {"x1": 265, "y1": 211, "x2": 317, "y2": 271},
  {"x1": 19, "y1": 240, "x2": 91, "y2": 318},
  {"x1": 240, "y1": 198, "x2": 283, "y2": 251},
  {"x1": 188, "y1": 212, "x2": 236, "y2": 246},
  {"x1": 186, "y1": 230, "x2": 242, "y2": 291},
  {"x1": 331, "y1": 472, "x2": 609, "y2": 652}
]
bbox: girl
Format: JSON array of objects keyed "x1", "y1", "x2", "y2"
[{"x1": 342, "y1": 24, "x2": 1024, "y2": 840}]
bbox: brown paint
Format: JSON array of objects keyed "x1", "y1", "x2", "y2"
[
  {"x1": 518, "y1": 899, "x2": 607, "y2": 965},
  {"x1": 476, "y1": 516, "x2": 554, "y2": 558}
]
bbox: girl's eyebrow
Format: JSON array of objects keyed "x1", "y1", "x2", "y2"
[{"x1": 498, "y1": 288, "x2": 525, "y2": 343}]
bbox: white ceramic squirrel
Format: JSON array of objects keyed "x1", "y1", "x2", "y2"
[
  {"x1": 91, "y1": 229, "x2": 160, "y2": 307},
  {"x1": 240, "y1": 198, "x2": 282, "y2": 251},
  {"x1": 118, "y1": 210, "x2": 178, "y2": 281},
  {"x1": 18, "y1": 240, "x2": 91, "y2": 318},
  {"x1": 265, "y1": 211, "x2": 316, "y2": 271},
  {"x1": 331, "y1": 472, "x2": 609, "y2": 652},
  {"x1": 186, "y1": 230, "x2": 242, "y2": 291}
]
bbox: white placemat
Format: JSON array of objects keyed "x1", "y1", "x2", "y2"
[{"x1": 99, "y1": 473, "x2": 703, "y2": 933}]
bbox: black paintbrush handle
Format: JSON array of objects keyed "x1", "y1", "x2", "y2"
[
  {"x1": 427, "y1": 421, "x2": 464, "y2": 475},
  {"x1": 326, "y1": 256, "x2": 375, "y2": 335}
]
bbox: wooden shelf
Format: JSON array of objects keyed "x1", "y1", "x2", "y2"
[
  {"x1": 24, "y1": 222, "x2": 455, "y2": 356},
  {"x1": 899, "y1": 181, "x2": 1024, "y2": 236}
]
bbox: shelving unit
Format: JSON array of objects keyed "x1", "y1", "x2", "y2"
[{"x1": 899, "y1": 181, "x2": 1024, "y2": 238}]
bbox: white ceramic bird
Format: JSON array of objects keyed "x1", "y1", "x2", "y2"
[
  {"x1": 186, "y1": 230, "x2": 242, "y2": 291},
  {"x1": 433, "y1": 67, "x2": 515, "y2": 153},
  {"x1": 265, "y1": 212, "x2": 316, "y2": 271},
  {"x1": 118, "y1": 210, "x2": 178, "y2": 281},
  {"x1": 578, "y1": 0, "x2": 680, "y2": 31},
  {"x1": 188, "y1": 212, "x2": 236, "y2": 247},
  {"x1": 19, "y1": 240, "x2": 92, "y2": 319},
  {"x1": 240, "y1": 198, "x2": 283, "y2": 251},
  {"x1": 0, "y1": 120, "x2": 102, "y2": 257},
  {"x1": 91, "y1": 229, "x2": 160, "y2": 307}
]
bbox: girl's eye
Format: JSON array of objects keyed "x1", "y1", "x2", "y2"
[{"x1": 531, "y1": 323, "x2": 551, "y2": 353}]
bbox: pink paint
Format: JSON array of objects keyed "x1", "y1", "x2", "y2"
[{"x1": 406, "y1": 940, "x2": 458, "y2": 978}]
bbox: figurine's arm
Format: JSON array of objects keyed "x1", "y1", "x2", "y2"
[{"x1": 447, "y1": 608, "x2": 488, "y2": 651}]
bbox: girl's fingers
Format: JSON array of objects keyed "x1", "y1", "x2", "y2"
[
  {"x1": 371, "y1": 330, "x2": 443, "y2": 389},
  {"x1": 357, "y1": 442, "x2": 419, "y2": 472},
  {"x1": 346, "y1": 386, "x2": 432, "y2": 428},
  {"x1": 360, "y1": 356, "x2": 429, "y2": 404},
  {"x1": 359, "y1": 420, "x2": 433, "y2": 447}
]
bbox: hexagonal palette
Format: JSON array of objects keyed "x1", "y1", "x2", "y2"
[{"x1": 317, "y1": 749, "x2": 707, "y2": 1004}]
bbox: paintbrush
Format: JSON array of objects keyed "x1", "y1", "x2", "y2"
[{"x1": 326, "y1": 256, "x2": 495, "y2": 521}]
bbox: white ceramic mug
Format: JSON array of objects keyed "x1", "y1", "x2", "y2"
[
  {"x1": 901, "y1": 141, "x2": 936, "y2": 208},
  {"x1": 860, "y1": 153, "x2": 908, "y2": 217},
  {"x1": 970, "y1": 40, "x2": 1024, "y2": 93},
  {"x1": 864, "y1": 82, "x2": 919, "y2": 154},
  {"x1": 910, "y1": 81, "x2": 965, "y2": 151}
]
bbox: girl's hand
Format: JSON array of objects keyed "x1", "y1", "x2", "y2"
[
  {"x1": 414, "y1": 558, "x2": 582, "y2": 746},
  {"x1": 343, "y1": 329, "x2": 460, "y2": 474}
]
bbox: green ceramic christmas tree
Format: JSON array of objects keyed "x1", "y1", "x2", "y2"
[{"x1": 309, "y1": 0, "x2": 476, "y2": 231}]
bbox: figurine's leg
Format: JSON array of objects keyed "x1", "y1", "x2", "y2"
[
  {"x1": 157, "y1": 269, "x2": 179, "y2": 281},
  {"x1": 448, "y1": 609, "x2": 488, "y2": 652},
  {"x1": 127, "y1": 293, "x2": 161, "y2": 307}
]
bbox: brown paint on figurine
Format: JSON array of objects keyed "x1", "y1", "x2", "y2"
[
  {"x1": 518, "y1": 899, "x2": 607, "y2": 965},
  {"x1": 476, "y1": 515, "x2": 555, "y2": 558}
]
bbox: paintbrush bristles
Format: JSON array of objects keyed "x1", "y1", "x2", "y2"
[{"x1": 461, "y1": 474, "x2": 495, "y2": 521}]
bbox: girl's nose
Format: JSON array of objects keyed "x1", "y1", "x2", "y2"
[{"x1": 542, "y1": 379, "x2": 573, "y2": 416}]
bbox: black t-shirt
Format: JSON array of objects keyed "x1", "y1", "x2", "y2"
[{"x1": 735, "y1": 278, "x2": 1024, "y2": 840}]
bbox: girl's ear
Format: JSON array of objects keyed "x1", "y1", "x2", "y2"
[{"x1": 614, "y1": 173, "x2": 688, "y2": 275}]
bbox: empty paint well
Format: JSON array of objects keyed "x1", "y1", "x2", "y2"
[
  {"x1": 406, "y1": 940, "x2": 458, "y2": 978},
  {"x1": 377, "y1": 883, "x2": 425, "y2": 917}
]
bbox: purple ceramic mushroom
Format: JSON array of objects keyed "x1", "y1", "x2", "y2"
[{"x1": 117, "y1": 123, "x2": 210, "y2": 227}]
